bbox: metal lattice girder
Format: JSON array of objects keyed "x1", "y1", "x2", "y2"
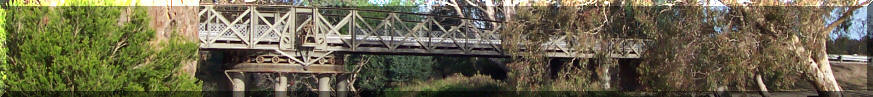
[{"x1": 198, "y1": 4, "x2": 649, "y2": 58}]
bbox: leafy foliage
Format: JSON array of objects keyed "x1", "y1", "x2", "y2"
[
  {"x1": 630, "y1": 0, "x2": 860, "y2": 92},
  {"x1": 500, "y1": 1, "x2": 621, "y2": 91},
  {"x1": 0, "y1": 5, "x2": 7, "y2": 95},
  {"x1": 827, "y1": 35, "x2": 868, "y2": 55},
  {"x1": 501, "y1": 0, "x2": 862, "y2": 93},
  {"x1": 350, "y1": 55, "x2": 435, "y2": 91},
  {"x1": 4, "y1": 4, "x2": 200, "y2": 95}
]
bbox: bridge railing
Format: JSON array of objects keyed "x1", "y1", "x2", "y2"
[
  {"x1": 198, "y1": 4, "x2": 649, "y2": 58},
  {"x1": 199, "y1": 5, "x2": 301, "y2": 50},
  {"x1": 198, "y1": 4, "x2": 504, "y2": 51}
]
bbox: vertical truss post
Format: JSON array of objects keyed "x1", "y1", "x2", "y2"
[
  {"x1": 458, "y1": 20, "x2": 470, "y2": 54},
  {"x1": 289, "y1": 7, "x2": 297, "y2": 50},
  {"x1": 249, "y1": 6, "x2": 256, "y2": 48},
  {"x1": 387, "y1": 13, "x2": 394, "y2": 51},
  {"x1": 313, "y1": 8, "x2": 322, "y2": 50},
  {"x1": 279, "y1": 8, "x2": 287, "y2": 50},
  {"x1": 350, "y1": 10, "x2": 356, "y2": 50},
  {"x1": 426, "y1": 18, "x2": 432, "y2": 50}
]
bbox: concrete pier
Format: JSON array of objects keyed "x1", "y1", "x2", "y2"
[
  {"x1": 275, "y1": 74, "x2": 288, "y2": 97},
  {"x1": 319, "y1": 76, "x2": 331, "y2": 97},
  {"x1": 337, "y1": 79, "x2": 348, "y2": 97},
  {"x1": 231, "y1": 73, "x2": 245, "y2": 97}
]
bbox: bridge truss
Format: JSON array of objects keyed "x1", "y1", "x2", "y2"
[
  {"x1": 198, "y1": 3, "x2": 649, "y2": 97},
  {"x1": 199, "y1": 4, "x2": 648, "y2": 69}
]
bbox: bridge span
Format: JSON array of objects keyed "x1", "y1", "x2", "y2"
[
  {"x1": 199, "y1": 4, "x2": 648, "y2": 64},
  {"x1": 197, "y1": 3, "x2": 648, "y2": 97}
]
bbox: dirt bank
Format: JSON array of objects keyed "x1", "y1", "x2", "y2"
[{"x1": 831, "y1": 62, "x2": 867, "y2": 90}]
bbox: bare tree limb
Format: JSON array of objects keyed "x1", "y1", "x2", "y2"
[{"x1": 347, "y1": 56, "x2": 371, "y2": 94}]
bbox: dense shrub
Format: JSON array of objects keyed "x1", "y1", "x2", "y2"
[
  {"x1": 4, "y1": 4, "x2": 200, "y2": 95},
  {"x1": 0, "y1": 5, "x2": 7, "y2": 95}
]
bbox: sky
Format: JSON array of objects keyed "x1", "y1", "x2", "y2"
[
  {"x1": 826, "y1": 1, "x2": 868, "y2": 40},
  {"x1": 848, "y1": 0, "x2": 870, "y2": 39},
  {"x1": 847, "y1": 3, "x2": 869, "y2": 39},
  {"x1": 705, "y1": 0, "x2": 869, "y2": 39}
]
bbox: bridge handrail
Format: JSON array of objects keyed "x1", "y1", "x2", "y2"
[{"x1": 200, "y1": 3, "x2": 505, "y2": 23}]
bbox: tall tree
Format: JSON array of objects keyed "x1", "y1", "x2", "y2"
[
  {"x1": 499, "y1": 0, "x2": 867, "y2": 96},
  {"x1": 633, "y1": 0, "x2": 867, "y2": 96}
]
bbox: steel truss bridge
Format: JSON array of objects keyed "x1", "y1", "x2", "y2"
[{"x1": 198, "y1": 3, "x2": 648, "y2": 97}]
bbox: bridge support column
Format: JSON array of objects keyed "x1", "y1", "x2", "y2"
[
  {"x1": 230, "y1": 73, "x2": 245, "y2": 97},
  {"x1": 337, "y1": 79, "x2": 348, "y2": 97},
  {"x1": 275, "y1": 73, "x2": 288, "y2": 97},
  {"x1": 318, "y1": 76, "x2": 331, "y2": 97}
]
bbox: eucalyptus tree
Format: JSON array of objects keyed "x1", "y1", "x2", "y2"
[
  {"x1": 498, "y1": 0, "x2": 867, "y2": 96},
  {"x1": 630, "y1": 0, "x2": 866, "y2": 96}
]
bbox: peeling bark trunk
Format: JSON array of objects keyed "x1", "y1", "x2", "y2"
[
  {"x1": 756, "y1": 74, "x2": 770, "y2": 97},
  {"x1": 805, "y1": 55, "x2": 842, "y2": 97},
  {"x1": 602, "y1": 67, "x2": 610, "y2": 89},
  {"x1": 811, "y1": 40, "x2": 843, "y2": 97},
  {"x1": 502, "y1": 0, "x2": 514, "y2": 21},
  {"x1": 724, "y1": 1, "x2": 869, "y2": 96},
  {"x1": 801, "y1": 3, "x2": 871, "y2": 96},
  {"x1": 791, "y1": 36, "x2": 842, "y2": 97}
]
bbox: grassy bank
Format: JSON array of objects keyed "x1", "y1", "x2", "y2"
[{"x1": 384, "y1": 74, "x2": 506, "y2": 97}]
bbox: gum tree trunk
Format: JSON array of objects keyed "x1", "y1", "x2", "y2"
[{"x1": 791, "y1": 36, "x2": 842, "y2": 97}]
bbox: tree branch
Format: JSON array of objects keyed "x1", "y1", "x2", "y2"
[
  {"x1": 441, "y1": 0, "x2": 466, "y2": 18},
  {"x1": 821, "y1": 1, "x2": 871, "y2": 35},
  {"x1": 465, "y1": 0, "x2": 488, "y2": 13},
  {"x1": 348, "y1": 56, "x2": 371, "y2": 94}
]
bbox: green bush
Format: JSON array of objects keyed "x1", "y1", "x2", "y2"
[
  {"x1": 4, "y1": 5, "x2": 200, "y2": 95},
  {"x1": 352, "y1": 55, "x2": 435, "y2": 91},
  {"x1": 0, "y1": 6, "x2": 7, "y2": 95}
]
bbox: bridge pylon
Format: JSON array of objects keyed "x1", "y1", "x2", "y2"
[{"x1": 220, "y1": 49, "x2": 351, "y2": 97}]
